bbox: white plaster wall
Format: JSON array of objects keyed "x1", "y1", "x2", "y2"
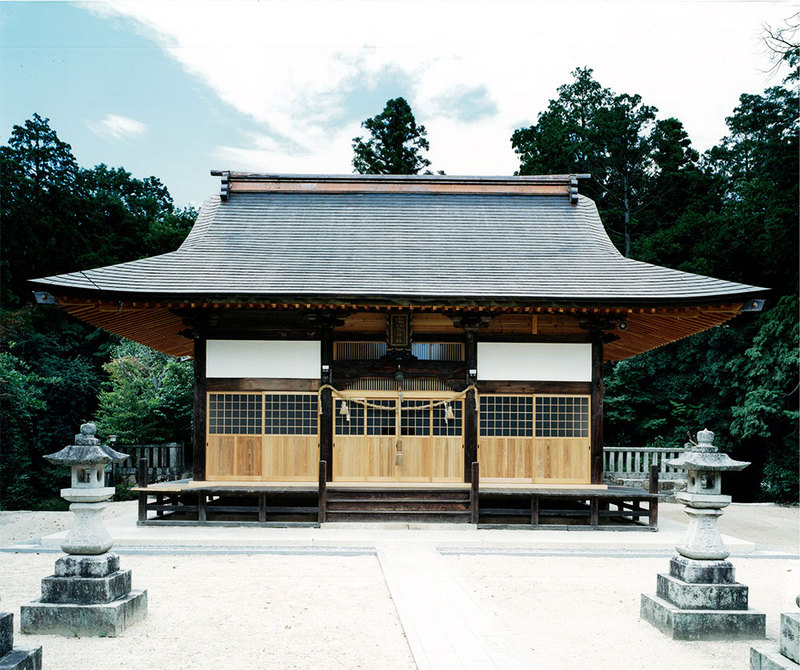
[
  {"x1": 206, "y1": 340, "x2": 321, "y2": 379},
  {"x1": 476, "y1": 342, "x2": 592, "y2": 382}
]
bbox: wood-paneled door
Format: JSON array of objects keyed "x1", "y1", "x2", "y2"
[
  {"x1": 332, "y1": 392, "x2": 464, "y2": 483},
  {"x1": 478, "y1": 394, "x2": 591, "y2": 484},
  {"x1": 206, "y1": 392, "x2": 319, "y2": 481}
]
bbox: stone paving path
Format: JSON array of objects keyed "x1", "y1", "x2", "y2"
[{"x1": 378, "y1": 546, "x2": 537, "y2": 669}]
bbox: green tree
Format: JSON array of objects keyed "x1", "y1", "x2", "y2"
[
  {"x1": 727, "y1": 296, "x2": 799, "y2": 502},
  {"x1": 604, "y1": 59, "x2": 798, "y2": 500},
  {"x1": 1, "y1": 115, "x2": 196, "y2": 307},
  {"x1": 511, "y1": 68, "x2": 707, "y2": 257},
  {"x1": 352, "y1": 97, "x2": 431, "y2": 174},
  {"x1": 94, "y1": 340, "x2": 193, "y2": 445},
  {"x1": 0, "y1": 114, "x2": 83, "y2": 306},
  {"x1": 0, "y1": 114, "x2": 197, "y2": 508}
]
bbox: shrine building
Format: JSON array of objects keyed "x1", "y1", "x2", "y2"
[{"x1": 29, "y1": 173, "x2": 766, "y2": 524}]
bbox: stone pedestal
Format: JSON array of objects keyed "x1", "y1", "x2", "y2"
[
  {"x1": 641, "y1": 429, "x2": 765, "y2": 640},
  {"x1": 20, "y1": 554, "x2": 147, "y2": 638},
  {"x1": 0, "y1": 612, "x2": 41, "y2": 670},
  {"x1": 20, "y1": 423, "x2": 147, "y2": 637},
  {"x1": 641, "y1": 555, "x2": 765, "y2": 639},
  {"x1": 751, "y1": 612, "x2": 800, "y2": 669}
]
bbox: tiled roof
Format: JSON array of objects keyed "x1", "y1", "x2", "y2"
[{"x1": 30, "y1": 188, "x2": 765, "y2": 304}]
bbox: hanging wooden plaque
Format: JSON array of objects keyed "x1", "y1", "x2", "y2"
[{"x1": 387, "y1": 313, "x2": 411, "y2": 349}]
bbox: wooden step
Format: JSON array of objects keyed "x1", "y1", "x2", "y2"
[
  {"x1": 325, "y1": 510, "x2": 472, "y2": 523},
  {"x1": 327, "y1": 496, "x2": 469, "y2": 504},
  {"x1": 321, "y1": 487, "x2": 474, "y2": 523},
  {"x1": 327, "y1": 502, "x2": 469, "y2": 513},
  {"x1": 327, "y1": 489, "x2": 469, "y2": 501}
]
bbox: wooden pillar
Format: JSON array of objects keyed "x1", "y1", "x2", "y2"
[
  {"x1": 649, "y1": 463, "x2": 659, "y2": 531},
  {"x1": 464, "y1": 330, "x2": 478, "y2": 482},
  {"x1": 590, "y1": 336, "x2": 604, "y2": 485},
  {"x1": 470, "y1": 461, "x2": 479, "y2": 524},
  {"x1": 137, "y1": 457, "x2": 147, "y2": 524},
  {"x1": 318, "y1": 460, "x2": 328, "y2": 523},
  {"x1": 319, "y1": 329, "x2": 334, "y2": 481},
  {"x1": 192, "y1": 335, "x2": 207, "y2": 481},
  {"x1": 258, "y1": 493, "x2": 267, "y2": 523},
  {"x1": 198, "y1": 493, "x2": 206, "y2": 523}
]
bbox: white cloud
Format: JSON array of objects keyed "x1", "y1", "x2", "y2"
[
  {"x1": 89, "y1": 0, "x2": 792, "y2": 174},
  {"x1": 86, "y1": 113, "x2": 148, "y2": 141}
]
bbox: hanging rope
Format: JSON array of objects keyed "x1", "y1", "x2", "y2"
[{"x1": 317, "y1": 383, "x2": 479, "y2": 415}]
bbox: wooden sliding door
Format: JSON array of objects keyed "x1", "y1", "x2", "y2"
[
  {"x1": 332, "y1": 393, "x2": 463, "y2": 483},
  {"x1": 206, "y1": 392, "x2": 319, "y2": 481},
  {"x1": 478, "y1": 394, "x2": 590, "y2": 484}
]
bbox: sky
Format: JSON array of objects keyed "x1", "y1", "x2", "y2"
[{"x1": 0, "y1": 1, "x2": 794, "y2": 207}]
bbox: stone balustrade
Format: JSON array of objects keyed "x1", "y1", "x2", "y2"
[{"x1": 603, "y1": 446, "x2": 687, "y2": 481}]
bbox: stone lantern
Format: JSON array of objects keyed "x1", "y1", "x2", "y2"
[
  {"x1": 46, "y1": 422, "x2": 128, "y2": 555},
  {"x1": 672, "y1": 427, "x2": 750, "y2": 561},
  {"x1": 20, "y1": 424, "x2": 147, "y2": 637},
  {"x1": 641, "y1": 429, "x2": 765, "y2": 639}
]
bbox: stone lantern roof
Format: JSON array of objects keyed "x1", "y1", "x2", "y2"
[
  {"x1": 45, "y1": 423, "x2": 128, "y2": 466},
  {"x1": 667, "y1": 428, "x2": 749, "y2": 472}
]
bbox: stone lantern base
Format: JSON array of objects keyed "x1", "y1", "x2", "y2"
[
  {"x1": 641, "y1": 555, "x2": 765, "y2": 640},
  {"x1": 20, "y1": 553, "x2": 147, "y2": 637},
  {"x1": 750, "y1": 612, "x2": 799, "y2": 669},
  {"x1": 0, "y1": 612, "x2": 41, "y2": 670}
]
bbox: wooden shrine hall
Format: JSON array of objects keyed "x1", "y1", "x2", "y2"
[{"x1": 30, "y1": 173, "x2": 766, "y2": 528}]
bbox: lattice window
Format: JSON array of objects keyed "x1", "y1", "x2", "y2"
[
  {"x1": 367, "y1": 399, "x2": 396, "y2": 436},
  {"x1": 263, "y1": 393, "x2": 318, "y2": 435},
  {"x1": 479, "y1": 395, "x2": 533, "y2": 437},
  {"x1": 535, "y1": 396, "x2": 589, "y2": 438},
  {"x1": 334, "y1": 341, "x2": 464, "y2": 361},
  {"x1": 208, "y1": 393, "x2": 263, "y2": 435},
  {"x1": 433, "y1": 400, "x2": 463, "y2": 437},
  {"x1": 334, "y1": 399, "x2": 365, "y2": 435},
  {"x1": 411, "y1": 342, "x2": 464, "y2": 361},
  {"x1": 334, "y1": 341, "x2": 386, "y2": 360},
  {"x1": 401, "y1": 400, "x2": 430, "y2": 436}
]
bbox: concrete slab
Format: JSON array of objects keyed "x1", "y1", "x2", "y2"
[
  {"x1": 379, "y1": 547, "x2": 538, "y2": 669},
  {"x1": 28, "y1": 508, "x2": 757, "y2": 554}
]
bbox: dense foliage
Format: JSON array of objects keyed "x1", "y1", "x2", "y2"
[
  {"x1": 94, "y1": 340, "x2": 193, "y2": 444},
  {"x1": 0, "y1": 115, "x2": 195, "y2": 509},
  {"x1": 352, "y1": 97, "x2": 432, "y2": 174},
  {"x1": 513, "y1": 67, "x2": 798, "y2": 501}
]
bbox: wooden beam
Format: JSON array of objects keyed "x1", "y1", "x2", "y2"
[{"x1": 477, "y1": 380, "x2": 592, "y2": 395}]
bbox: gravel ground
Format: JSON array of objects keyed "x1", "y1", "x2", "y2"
[
  {"x1": 659, "y1": 502, "x2": 799, "y2": 554},
  {"x1": 449, "y1": 553, "x2": 797, "y2": 670},
  {"x1": 1, "y1": 552, "x2": 414, "y2": 670},
  {"x1": 0, "y1": 501, "x2": 796, "y2": 669},
  {"x1": 0, "y1": 501, "x2": 138, "y2": 547}
]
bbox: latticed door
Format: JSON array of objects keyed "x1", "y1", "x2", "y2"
[
  {"x1": 478, "y1": 394, "x2": 591, "y2": 484},
  {"x1": 206, "y1": 392, "x2": 319, "y2": 481},
  {"x1": 332, "y1": 394, "x2": 464, "y2": 482}
]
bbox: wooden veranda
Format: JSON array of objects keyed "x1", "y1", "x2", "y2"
[{"x1": 133, "y1": 460, "x2": 660, "y2": 530}]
